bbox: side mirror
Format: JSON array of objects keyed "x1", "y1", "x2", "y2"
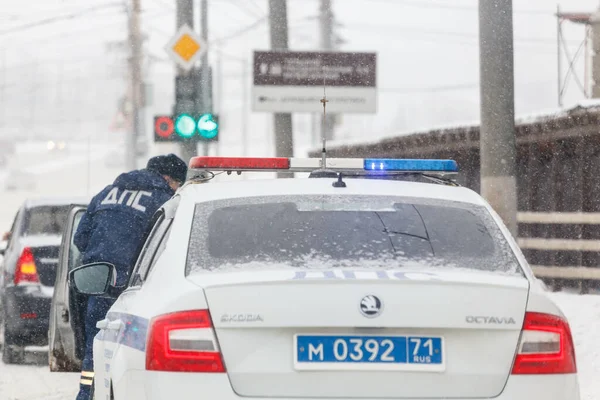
[
  {"x1": 68, "y1": 262, "x2": 117, "y2": 296},
  {"x1": 0, "y1": 241, "x2": 6, "y2": 256}
]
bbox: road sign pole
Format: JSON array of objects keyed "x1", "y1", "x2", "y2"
[
  {"x1": 176, "y1": 0, "x2": 197, "y2": 164},
  {"x1": 199, "y1": 0, "x2": 211, "y2": 157},
  {"x1": 127, "y1": 0, "x2": 142, "y2": 170}
]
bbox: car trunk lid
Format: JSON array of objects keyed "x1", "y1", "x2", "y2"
[{"x1": 189, "y1": 268, "x2": 529, "y2": 399}]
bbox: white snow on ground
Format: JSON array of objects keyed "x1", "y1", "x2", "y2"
[
  {"x1": 0, "y1": 350, "x2": 79, "y2": 400},
  {"x1": 549, "y1": 292, "x2": 600, "y2": 400},
  {"x1": 0, "y1": 292, "x2": 599, "y2": 399}
]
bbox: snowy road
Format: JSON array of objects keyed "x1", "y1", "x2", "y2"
[
  {"x1": 1, "y1": 292, "x2": 600, "y2": 400},
  {"x1": 1, "y1": 143, "x2": 600, "y2": 399}
]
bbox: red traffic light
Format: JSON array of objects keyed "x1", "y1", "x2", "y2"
[{"x1": 154, "y1": 116, "x2": 174, "y2": 139}]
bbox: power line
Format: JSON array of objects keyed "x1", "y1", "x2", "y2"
[
  {"x1": 226, "y1": 0, "x2": 264, "y2": 19},
  {"x1": 150, "y1": 0, "x2": 175, "y2": 11},
  {"x1": 210, "y1": 16, "x2": 267, "y2": 44},
  {"x1": 342, "y1": 23, "x2": 581, "y2": 46},
  {"x1": 248, "y1": 0, "x2": 265, "y2": 16},
  {"x1": 365, "y1": 0, "x2": 551, "y2": 16},
  {"x1": 0, "y1": 2, "x2": 124, "y2": 36},
  {"x1": 379, "y1": 83, "x2": 479, "y2": 94}
]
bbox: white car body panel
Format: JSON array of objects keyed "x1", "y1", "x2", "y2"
[
  {"x1": 89, "y1": 177, "x2": 580, "y2": 400},
  {"x1": 141, "y1": 373, "x2": 580, "y2": 400}
]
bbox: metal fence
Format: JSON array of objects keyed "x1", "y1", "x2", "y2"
[{"x1": 313, "y1": 104, "x2": 600, "y2": 294}]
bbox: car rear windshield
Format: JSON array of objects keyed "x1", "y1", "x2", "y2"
[
  {"x1": 185, "y1": 195, "x2": 522, "y2": 275},
  {"x1": 23, "y1": 206, "x2": 70, "y2": 236}
]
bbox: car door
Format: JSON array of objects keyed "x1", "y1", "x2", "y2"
[
  {"x1": 49, "y1": 205, "x2": 87, "y2": 372},
  {"x1": 0, "y1": 207, "x2": 23, "y2": 349},
  {"x1": 1, "y1": 207, "x2": 24, "y2": 284},
  {"x1": 94, "y1": 205, "x2": 175, "y2": 399}
]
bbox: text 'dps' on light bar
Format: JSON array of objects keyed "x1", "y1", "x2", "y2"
[
  {"x1": 364, "y1": 159, "x2": 458, "y2": 173},
  {"x1": 190, "y1": 157, "x2": 290, "y2": 170}
]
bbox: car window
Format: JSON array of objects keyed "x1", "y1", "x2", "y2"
[
  {"x1": 186, "y1": 195, "x2": 522, "y2": 275},
  {"x1": 23, "y1": 206, "x2": 70, "y2": 236},
  {"x1": 144, "y1": 222, "x2": 172, "y2": 280},
  {"x1": 128, "y1": 216, "x2": 171, "y2": 287},
  {"x1": 68, "y1": 210, "x2": 85, "y2": 271},
  {"x1": 6, "y1": 209, "x2": 22, "y2": 249}
]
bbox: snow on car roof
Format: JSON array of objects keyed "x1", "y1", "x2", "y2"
[
  {"x1": 179, "y1": 176, "x2": 486, "y2": 206},
  {"x1": 23, "y1": 196, "x2": 90, "y2": 209}
]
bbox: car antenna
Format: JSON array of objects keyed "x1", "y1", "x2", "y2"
[
  {"x1": 320, "y1": 80, "x2": 328, "y2": 169},
  {"x1": 309, "y1": 77, "x2": 338, "y2": 179}
]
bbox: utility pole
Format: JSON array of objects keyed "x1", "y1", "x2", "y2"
[
  {"x1": 243, "y1": 60, "x2": 250, "y2": 157},
  {"x1": 216, "y1": 50, "x2": 222, "y2": 156},
  {"x1": 268, "y1": 0, "x2": 294, "y2": 178},
  {"x1": 591, "y1": 7, "x2": 600, "y2": 97},
  {"x1": 127, "y1": 0, "x2": 142, "y2": 170},
  {"x1": 176, "y1": 0, "x2": 196, "y2": 163},
  {"x1": 319, "y1": 0, "x2": 335, "y2": 141},
  {"x1": 478, "y1": 0, "x2": 518, "y2": 237},
  {"x1": 199, "y1": 0, "x2": 211, "y2": 157},
  {"x1": 557, "y1": 5, "x2": 563, "y2": 106},
  {"x1": 0, "y1": 49, "x2": 5, "y2": 129}
]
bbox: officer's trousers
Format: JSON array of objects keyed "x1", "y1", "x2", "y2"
[{"x1": 76, "y1": 296, "x2": 115, "y2": 400}]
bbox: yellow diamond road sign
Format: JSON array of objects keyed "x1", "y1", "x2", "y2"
[{"x1": 165, "y1": 24, "x2": 207, "y2": 71}]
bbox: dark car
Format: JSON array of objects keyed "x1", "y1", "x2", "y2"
[{"x1": 0, "y1": 197, "x2": 87, "y2": 364}]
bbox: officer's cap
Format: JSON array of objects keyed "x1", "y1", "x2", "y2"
[{"x1": 147, "y1": 153, "x2": 188, "y2": 184}]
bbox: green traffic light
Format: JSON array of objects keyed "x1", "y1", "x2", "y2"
[
  {"x1": 175, "y1": 114, "x2": 196, "y2": 138},
  {"x1": 197, "y1": 113, "x2": 218, "y2": 139}
]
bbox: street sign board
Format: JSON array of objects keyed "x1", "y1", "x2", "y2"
[
  {"x1": 165, "y1": 25, "x2": 207, "y2": 71},
  {"x1": 252, "y1": 51, "x2": 377, "y2": 113}
]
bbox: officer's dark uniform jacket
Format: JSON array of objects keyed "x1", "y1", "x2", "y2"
[{"x1": 74, "y1": 169, "x2": 175, "y2": 286}]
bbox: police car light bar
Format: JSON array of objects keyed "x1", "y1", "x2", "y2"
[
  {"x1": 364, "y1": 158, "x2": 458, "y2": 172},
  {"x1": 189, "y1": 156, "x2": 458, "y2": 174}
]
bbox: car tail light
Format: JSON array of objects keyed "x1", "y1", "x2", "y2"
[
  {"x1": 511, "y1": 312, "x2": 577, "y2": 374},
  {"x1": 146, "y1": 309, "x2": 225, "y2": 373},
  {"x1": 14, "y1": 247, "x2": 40, "y2": 285}
]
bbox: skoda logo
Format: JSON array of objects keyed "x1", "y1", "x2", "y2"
[{"x1": 359, "y1": 295, "x2": 383, "y2": 318}]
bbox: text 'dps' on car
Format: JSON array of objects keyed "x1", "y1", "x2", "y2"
[{"x1": 53, "y1": 156, "x2": 580, "y2": 400}]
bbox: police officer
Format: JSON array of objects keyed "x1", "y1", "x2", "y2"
[{"x1": 73, "y1": 153, "x2": 187, "y2": 400}]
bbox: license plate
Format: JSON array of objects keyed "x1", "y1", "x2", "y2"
[{"x1": 294, "y1": 334, "x2": 445, "y2": 371}]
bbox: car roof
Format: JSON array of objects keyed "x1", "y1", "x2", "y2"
[
  {"x1": 23, "y1": 196, "x2": 90, "y2": 209},
  {"x1": 178, "y1": 177, "x2": 487, "y2": 206}
]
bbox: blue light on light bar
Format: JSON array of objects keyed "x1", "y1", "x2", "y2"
[{"x1": 364, "y1": 159, "x2": 459, "y2": 172}]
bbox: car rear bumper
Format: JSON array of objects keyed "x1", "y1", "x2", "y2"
[
  {"x1": 3, "y1": 285, "x2": 52, "y2": 346},
  {"x1": 116, "y1": 373, "x2": 580, "y2": 400}
]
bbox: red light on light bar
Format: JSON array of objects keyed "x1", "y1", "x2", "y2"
[{"x1": 189, "y1": 157, "x2": 290, "y2": 170}]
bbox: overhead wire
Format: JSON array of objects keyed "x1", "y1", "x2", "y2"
[
  {"x1": 0, "y1": 2, "x2": 124, "y2": 36},
  {"x1": 226, "y1": 0, "x2": 264, "y2": 20},
  {"x1": 341, "y1": 23, "x2": 580, "y2": 46},
  {"x1": 363, "y1": 0, "x2": 552, "y2": 16}
]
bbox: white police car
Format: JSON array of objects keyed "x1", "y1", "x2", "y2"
[{"x1": 60, "y1": 156, "x2": 579, "y2": 400}]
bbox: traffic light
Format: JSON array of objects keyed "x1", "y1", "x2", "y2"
[
  {"x1": 154, "y1": 114, "x2": 219, "y2": 142},
  {"x1": 197, "y1": 113, "x2": 218, "y2": 139},
  {"x1": 175, "y1": 114, "x2": 196, "y2": 138}
]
